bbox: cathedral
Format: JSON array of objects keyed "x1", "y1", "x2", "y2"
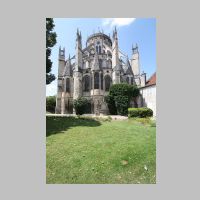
[{"x1": 55, "y1": 28, "x2": 148, "y2": 114}]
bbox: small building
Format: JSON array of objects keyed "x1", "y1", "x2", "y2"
[{"x1": 138, "y1": 72, "x2": 156, "y2": 117}]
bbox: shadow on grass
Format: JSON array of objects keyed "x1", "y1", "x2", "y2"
[{"x1": 46, "y1": 116, "x2": 101, "y2": 137}]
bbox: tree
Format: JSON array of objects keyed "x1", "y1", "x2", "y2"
[
  {"x1": 46, "y1": 96, "x2": 56, "y2": 113},
  {"x1": 73, "y1": 97, "x2": 90, "y2": 115},
  {"x1": 105, "y1": 83, "x2": 139, "y2": 116},
  {"x1": 46, "y1": 18, "x2": 57, "y2": 84}
]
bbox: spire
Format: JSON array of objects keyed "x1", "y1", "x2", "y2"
[
  {"x1": 115, "y1": 26, "x2": 117, "y2": 34},
  {"x1": 79, "y1": 31, "x2": 82, "y2": 39},
  {"x1": 112, "y1": 26, "x2": 118, "y2": 40},
  {"x1": 75, "y1": 28, "x2": 82, "y2": 71},
  {"x1": 68, "y1": 54, "x2": 71, "y2": 63},
  {"x1": 63, "y1": 55, "x2": 72, "y2": 77},
  {"x1": 132, "y1": 43, "x2": 139, "y2": 54},
  {"x1": 126, "y1": 55, "x2": 130, "y2": 66}
]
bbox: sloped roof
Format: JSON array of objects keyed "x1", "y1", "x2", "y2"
[{"x1": 146, "y1": 72, "x2": 156, "y2": 86}]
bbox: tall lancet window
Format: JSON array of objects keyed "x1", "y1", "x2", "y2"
[
  {"x1": 98, "y1": 46, "x2": 101, "y2": 54},
  {"x1": 83, "y1": 75, "x2": 90, "y2": 92},
  {"x1": 105, "y1": 75, "x2": 112, "y2": 91},
  {"x1": 94, "y1": 72, "x2": 99, "y2": 89},
  {"x1": 96, "y1": 41, "x2": 101, "y2": 54},
  {"x1": 66, "y1": 78, "x2": 70, "y2": 93},
  {"x1": 96, "y1": 46, "x2": 98, "y2": 53},
  {"x1": 126, "y1": 77, "x2": 129, "y2": 84},
  {"x1": 101, "y1": 73, "x2": 103, "y2": 90},
  {"x1": 131, "y1": 77, "x2": 134, "y2": 85}
]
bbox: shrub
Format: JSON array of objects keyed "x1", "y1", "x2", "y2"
[
  {"x1": 128, "y1": 107, "x2": 153, "y2": 118},
  {"x1": 73, "y1": 97, "x2": 90, "y2": 115},
  {"x1": 150, "y1": 120, "x2": 156, "y2": 127},
  {"x1": 46, "y1": 96, "x2": 56, "y2": 113},
  {"x1": 106, "y1": 83, "x2": 139, "y2": 116},
  {"x1": 104, "y1": 95, "x2": 117, "y2": 115}
]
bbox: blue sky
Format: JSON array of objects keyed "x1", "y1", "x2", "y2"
[{"x1": 46, "y1": 18, "x2": 156, "y2": 96}]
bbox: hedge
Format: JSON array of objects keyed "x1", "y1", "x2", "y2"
[
  {"x1": 128, "y1": 107, "x2": 153, "y2": 118},
  {"x1": 73, "y1": 97, "x2": 90, "y2": 115}
]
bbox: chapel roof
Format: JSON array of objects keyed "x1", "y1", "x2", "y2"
[
  {"x1": 145, "y1": 72, "x2": 156, "y2": 86},
  {"x1": 86, "y1": 32, "x2": 112, "y2": 45}
]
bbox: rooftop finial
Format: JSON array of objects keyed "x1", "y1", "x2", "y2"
[{"x1": 115, "y1": 26, "x2": 117, "y2": 33}]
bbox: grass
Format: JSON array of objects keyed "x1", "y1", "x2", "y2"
[{"x1": 46, "y1": 116, "x2": 156, "y2": 184}]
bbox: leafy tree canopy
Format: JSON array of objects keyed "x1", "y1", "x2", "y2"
[
  {"x1": 46, "y1": 18, "x2": 57, "y2": 85},
  {"x1": 106, "y1": 83, "x2": 140, "y2": 115}
]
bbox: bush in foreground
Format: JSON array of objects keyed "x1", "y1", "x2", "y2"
[
  {"x1": 105, "y1": 83, "x2": 139, "y2": 115},
  {"x1": 46, "y1": 96, "x2": 56, "y2": 113},
  {"x1": 128, "y1": 107, "x2": 153, "y2": 118},
  {"x1": 73, "y1": 97, "x2": 90, "y2": 115}
]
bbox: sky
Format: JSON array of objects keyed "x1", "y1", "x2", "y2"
[{"x1": 46, "y1": 18, "x2": 156, "y2": 96}]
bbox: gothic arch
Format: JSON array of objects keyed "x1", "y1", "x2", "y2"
[
  {"x1": 131, "y1": 77, "x2": 134, "y2": 85},
  {"x1": 104, "y1": 75, "x2": 112, "y2": 91},
  {"x1": 101, "y1": 73, "x2": 103, "y2": 90},
  {"x1": 94, "y1": 72, "x2": 99, "y2": 89},
  {"x1": 83, "y1": 75, "x2": 90, "y2": 92},
  {"x1": 65, "y1": 78, "x2": 70, "y2": 93},
  {"x1": 126, "y1": 77, "x2": 129, "y2": 84}
]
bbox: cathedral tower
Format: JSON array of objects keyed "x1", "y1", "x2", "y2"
[
  {"x1": 112, "y1": 27, "x2": 121, "y2": 84},
  {"x1": 131, "y1": 44, "x2": 141, "y2": 85},
  {"x1": 73, "y1": 29, "x2": 83, "y2": 99},
  {"x1": 55, "y1": 47, "x2": 65, "y2": 113}
]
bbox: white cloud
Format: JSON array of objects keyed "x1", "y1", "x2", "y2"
[
  {"x1": 102, "y1": 18, "x2": 136, "y2": 28},
  {"x1": 46, "y1": 81, "x2": 57, "y2": 96}
]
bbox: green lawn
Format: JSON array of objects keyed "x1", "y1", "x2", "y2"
[{"x1": 46, "y1": 116, "x2": 156, "y2": 184}]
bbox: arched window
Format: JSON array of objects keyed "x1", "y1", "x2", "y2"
[
  {"x1": 105, "y1": 75, "x2": 112, "y2": 91},
  {"x1": 131, "y1": 77, "x2": 134, "y2": 85},
  {"x1": 66, "y1": 78, "x2": 70, "y2": 92},
  {"x1": 107, "y1": 50, "x2": 112, "y2": 57},
  {"x1": 101, "y1": 73, "x2": 103, "y2": 90},
  {"x1": 96, "y1": 45, "x2": 101, "y2": 54},
  {"x1": 83, "y1": 75, "x2": 90, "y2": 92},
  {"x1": 126, "y1": 77, "x2": 129, "y2": 84},
  {"x1": 99, "y1": 46, "x2": 101, "y2": 54},
  {"x1": 94, "y1": 72, "x2": 99, "y2": 89}
]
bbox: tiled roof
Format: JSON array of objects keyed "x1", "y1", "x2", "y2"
[{"x1": 146, "y1": 72, "x2": 156, "y2": 86}]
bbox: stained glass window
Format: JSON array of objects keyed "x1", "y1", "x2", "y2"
[
  {"x1": 94, "y1": 72, "x2": 99, "y2": 89},
  {"x1": 105, "y1": 75, "x2": 112, "y2": 91}
]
